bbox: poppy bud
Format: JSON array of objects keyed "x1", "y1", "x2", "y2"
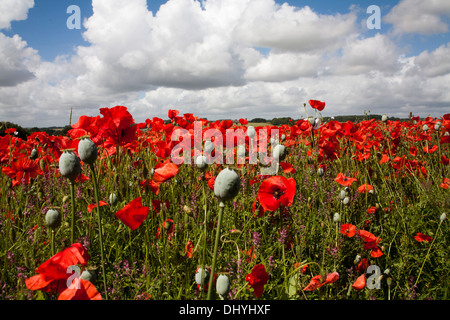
[
  {"x1": 216, "y1": 274, "x2": 230, "y2": 296},
  {"x1": 109, "y1": 193, "x2": 118, "y2": 206},
  {"x1": 195, "y1": 268, "x2": 210, "y2": 286},
  {"x1": 78, "y1": 138, "x2": 98, "y2": 165},
  {"x1": 440, "y1": 212, "x2": 447, "y2": 222},
  {"x1": 45, "y1": 209, "x2": 62, "y2": 229},
  {"x1": 247, "y1": 126, "x2": 256, "y2": 138},
  {"x1": 214, "y1": 168, "x2": 240, "y2": 201},
  {"x1": 30, "y1": 148, "x2": 38, "y2": 160},
  {"x1": 342, "y1": 196, "x2": 350, "y2": 205},
  {"x1": 59, "y1": 150, "x2": 81, "y2": 182},
  {"x1": 422, "y1": 124, "x2": 429, "y2": 131},
  {"x1": 281, "y1": 134, "x2": 286, "y2": 141},
  {"x1": 333, "y1": 212, "x2": 340, "y2": 223},
  {"x1": 273, "y1": 144, "x2": 286, "y2": 161},
  {"x1": 317, "y1": 167, "x2": 324, "y2": 177},
  {"x1": 381, "y1": 114, "x2": 388, "y2": 122},
  {"x1": 434, "y1": 122, "x2": 441, "y2": 130},
  {"x1": 81, "y1": 269, "x2": 97, "y2": 283},
  {"x1": 195, "y1": 155, "x2": 208, "y2": 170},
  {"x1": 339, "y1": 190, "x2": 347, "y2": 200}
]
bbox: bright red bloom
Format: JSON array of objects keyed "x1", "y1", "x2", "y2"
[
  {"x1": 440, "y1": 178, "x2": 450, "y2": 189},
  {"x1": 357, "y1": 183, "x2": 374, "y2": 193},
  {"x1": 335, "y1": 172, "x2": 357, "y2": 187},
  {"x1": 152, "y1": 159, "x2": 179, "y2": 183},
  {"x1": 308, "y1": 100, "x2": 326, "y2": 111},
  {"x1": 25, "y1": 243, "x2": 91, "y2": 296},
  {"x1": 99, "y1": 105, "x2": 137, "y2": 147},
  {"x1": 87, "y1": 201, "x2": 108, "y2": 213},
  {"x1": 257, "y1": 176, "x2": 296, "y2": 212},
  {"x1": 2, "y1": 156, "x2": 42, "y2": 187},
  {"x1": 245, "y1": 264, "x2": 269, "y2": 298},
  {"x1": 115, "y1": 197, "x2": 149, "y2": 230},
  {"x1": 303, "y1": 272, "x2": 339, "y2": 291},
  {"x1": 58, "y1": 278, "x2": 102, "y2": 300},
  {"x1": 352, "y1": 274, "x2": 366, "y2": 291},
  {"x1": 340, "y1": 223, "x2": 357, "y2": 237},
  {"x1": 239, "y1": 118, "x2": 249, "y2": 125},
  {"x1": 185, "y1": 241, "x2": 194, "y2": 258},
  {"x1": 414, "y1": 232, "x2": 433, "y2": 243},
  {"x1": 358, "y1": 230, "x2": 383, "y2": 258}
]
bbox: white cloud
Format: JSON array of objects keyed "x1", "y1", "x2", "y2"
[
  {"x1": 1, "y1": 0, "x2": 450, "y2": 128},
  {"x1": 0, "y1": 33, "x2": 39, "y2": 86},
  {"x1": 0, "y1": 0, "x2": 34, "y2": 29},
  {"x1": 384, "y1": 0, "x2": 450, "y2": 35}
]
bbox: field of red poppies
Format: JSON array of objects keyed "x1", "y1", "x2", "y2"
[{"x1": 0, "y1": 101, "x2": 449, "y2": 300}]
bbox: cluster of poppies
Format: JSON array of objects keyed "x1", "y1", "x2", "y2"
[{"x1": 1, "y1": 101, "x2": 449, "y2": 300}]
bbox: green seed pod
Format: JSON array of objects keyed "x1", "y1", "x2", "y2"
[
  {"x1": 30, "y1": 148, "x2": 38, "y2": 160},
  {"x1": 273, "y1": 144, "x2": 286, "y2": 161},
  {"x1": 317, "y1": 167, "x2": 324, "y2": 177},
  {"x1": 45, "y1": 209, "x2": 62, "y2": 229},
  {"x1": 109, "y1": 193, "x2": 118, "y2": 206},
  {"x1": 59, "y1": 150, "x2": 81, "y2": 182},
  {"x1": 195, "y1": 155, "x2": 208, "y2": 170},
  {"x1": 214, "y1": 168, "x2": 240, "y2": 201},
  {"x1": 80, "y1": 269, "x2": 97, "y2": 283},
  {"x1": 342, "y1": 196, "x2": 350, "y2": 205},
  {"x1": 216, "y1": 274, "x2": 230, "y2": 296},
  {"x1": 339, "y1": 190, "x2": 347, "y2": 200},
  {"x1": 247, "y1": 126, "x2": 256, "y2": 138},
  {"x1": 195, "y1": 268, "x2": 210, "y2": 286},
  {"x1": 78, "y1": 138, "x2": 98, "y2": 165}
]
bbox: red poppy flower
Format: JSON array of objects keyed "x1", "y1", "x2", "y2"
[
  {"x1": 357, "y1": 183, "x2": 374, "y2": 193},
  {"x1": 257, "y1": 176, "x2": 296, "y2": 212},
  {"x1": 440, "y1": 178, "x2": 450, "y2": 189},
  {"x1": 308, "y1": 100, "x2": 326, "y2": 112},
  {"x1": 414, "y1": 232, "x2": 433, "y2": 243},
  {"x1": 245, "y1": 264, "x2": 269, "y2": 298},
  {"x1": 303, "y1": 271, "x2": 339, "y2": 291},
  {"x1": 115, "y1": 197, "x2": 149, "y2": 231},
  {"x1": 152, "y1": 159, "x2": 179, "y2": 183},
  {"x1": 335, "y1": 172, "x2": 357, "y2": 187},
  {"x1": 352, "y1": 274, "x2": 366, "y2": 291},
  {"x1": 99, "y1": 105, "x2": 137, "y2": 147},
  {"x1": 87, "y1": 201, "x2": 108, "y2": 213},
  {"x1": 239, "y1": 118, "x2": 249, "y2": 125},
  {"x1": 185, "y1": 241, "x2": 194, "y2": 258},
  {"x1": 358, "y1": 230, "x2": 383, "y2": 258},
  {"x1": 340, "y1": 223, "x2": 357, "y2": 237},
  {"x1": 58, "y1": 278, "x2": 102, "y2": 300},
  {"x1": 367, "y1": 206, "x2": 378, "y2": 214},
  {"x1": 2, "y1": 156, "x2": 42, "y2": 187},
  {"x1": 356, "y1": 258, "x2": 368, "y2": 274},
  {"x1": 25, "y1": 243, "x2": 90, "y2": 295}
]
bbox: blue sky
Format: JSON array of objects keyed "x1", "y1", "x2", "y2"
[
  {"x1": 5, "y1": 0, "x2": 449, "y2": 61},
  {"x1": 1, "y1": 0, "x2": 450, "y2": 127}
]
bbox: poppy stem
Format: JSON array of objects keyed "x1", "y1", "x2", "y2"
[
  {"x1": 90, "y1": 164, "x2": 109, "y2": 300},
  {"x1": 51, "y1": 230, "x2": 55, "y2": 256},
  {"x1": 207, "y1": 201, "x2": 225, "y2": 300},
  {"x1": 69, "y1": 181, "x2": 76, "y2": 244},
  {"x1": 414, "y1": 219, "x2": 443, "y2": 287}
]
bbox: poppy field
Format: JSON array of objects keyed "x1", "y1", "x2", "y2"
[{"x1": 0, "y1": 102, "x2": 449, "y2": 301}]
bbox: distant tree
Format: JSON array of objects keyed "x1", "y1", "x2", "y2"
[
  {"x1": 0, "y1": 122, "x2": 30, "y2": 140},
  {"x1": 250, "y1": 118, "x2": 267, "y2": 123},
  {"x1": 271, "y1": 117, "x2": 292, "y2": 125}
]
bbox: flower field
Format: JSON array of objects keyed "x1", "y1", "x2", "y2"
[{"x1": 0, "y1": 102, "x2": 449, "y2": 300}]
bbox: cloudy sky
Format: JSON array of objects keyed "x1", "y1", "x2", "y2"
[{"x1": 1, "y1": 0, "x2": 450, "y2": 128}]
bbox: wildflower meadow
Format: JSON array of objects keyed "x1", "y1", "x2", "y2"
[{"x1": 0, "y1": 101, "x2": 449, "y2": 301}]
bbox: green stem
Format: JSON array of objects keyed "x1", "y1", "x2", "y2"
[
  {"x1": 207, "y1": 201, "x2": 225, "y2": 300},
  {"x1": 69, "y1": 181, "x2": 76, "y2": 244},
  {"x1": 51, "y1": 230, "x2": 55, "y2": 256},
  {"x1": 414, "y1": 219, "x2": 443, "y2": 287},
  {"x1": 90, "y1": 164, "x2": 109, "y2": 300}
]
